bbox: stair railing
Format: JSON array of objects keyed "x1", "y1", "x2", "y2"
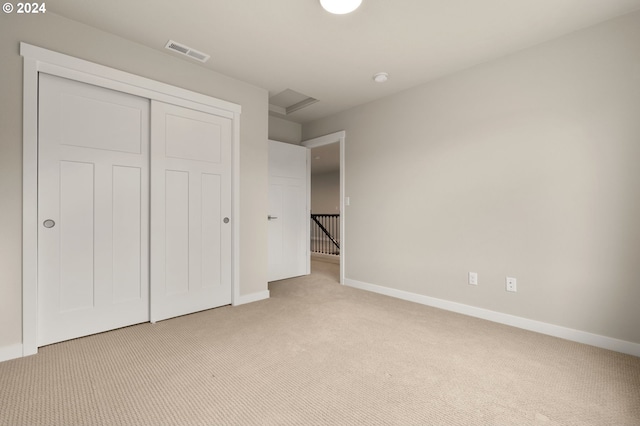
[{"x1": 311, "y1": 214, "x2": 340, "y2": 255}]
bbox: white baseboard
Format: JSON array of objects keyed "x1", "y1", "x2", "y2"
[
  {"x1": 345, "y1": 278, "x2": 640, "y2": 358},
  {"x1": 234, "y1": 290, "x2": 270, "y2": 306},
  {"x1": 0, "y1": 343, "x2": 24, "y2": 363},
  {"x1": 2, "y1": 290, "x2": 271, "y2": 362}
]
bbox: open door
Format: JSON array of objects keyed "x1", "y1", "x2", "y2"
[{"x1": 268, "y1": 140, "x2": 310, "y2": 282}]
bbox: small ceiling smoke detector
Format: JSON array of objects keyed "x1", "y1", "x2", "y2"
[
  {"x1": 320, "y1": 0, "x2": 362, "y2": 14},
  {"x1": 373, "y1": 72, "x2": 389, "y2": 83},
  {"x1": 165, "y1": 40, "x2": 210, "y2": 63}
]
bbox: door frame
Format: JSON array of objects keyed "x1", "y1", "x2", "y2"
[
  {"x1": 21, "y1": 43, "x2": 241, "y2": 357},
  {"x1": 302, "y1": 131, "x2": 346, "y2": 284}
]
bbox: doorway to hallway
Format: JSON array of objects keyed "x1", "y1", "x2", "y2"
[{"x1": 302, "y1": 131, "x2": 345, "y2": 284}]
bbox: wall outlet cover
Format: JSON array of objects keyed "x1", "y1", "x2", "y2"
[{"x1": 469, "y1": 272, "x2": 478, "y2": 285}]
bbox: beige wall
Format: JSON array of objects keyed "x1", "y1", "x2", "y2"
[
  {"x1": 303, "y1": 11, "x2": 640, "y2": 344},
  {"x1": 268, "y1": 116, "x2": 302, "y2": 145},
  {"x1": 311, "y1": 171, "x2": 340, "y2": 214},
  {"x1": 0, "y1": 13, "x2": 268, "y2": 350}
]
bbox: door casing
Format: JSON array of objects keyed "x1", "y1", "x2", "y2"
[
  {"x1": 21, "y1": 43, "x2": 241, "y2": 357},
  {"x1": 302, "y1": 131, "x2": 346, "y2": 285}
]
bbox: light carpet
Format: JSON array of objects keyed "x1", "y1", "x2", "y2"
[{"x1": 1, "y1": 260, "x2": 639, "y2": 425}]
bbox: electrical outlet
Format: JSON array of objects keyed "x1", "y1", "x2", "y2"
[
  {"x1": 468, "y1": 272, "x2": 478, "y2": 286},
  {"x1": 506, "y1": 277, "x2": 517, "y2": 292}
]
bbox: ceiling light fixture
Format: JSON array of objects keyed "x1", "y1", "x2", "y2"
[
  {"x1": 373, "y1": 72, "x2": 389, "y2": 83},
  {"x1": 320, "y1": 0, "x2": 362, "y2": 15}
]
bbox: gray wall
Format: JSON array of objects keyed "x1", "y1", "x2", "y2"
[
  {"x1": 311, "y1": 171, "x2": 340, "y2": 214},
  {"x1": 0, "y1": 13, "x2": 268, "y2": 350},
  {"x1": 303, "y1": 11, "x2": 640, "y2": 344},
  {"x1": 268, "y1": 116, "x2": 302, "y2": 145}
]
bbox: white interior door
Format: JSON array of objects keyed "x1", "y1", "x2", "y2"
[
  {"x1": 150, "y1": 101, "x2": 232, "y2": 322},
  {"x1": 268, "y1": 140, "x2": 310, "y2": 282},
  {"x1": 38, "y1": 74, "x2": 150, "y2": 346}
]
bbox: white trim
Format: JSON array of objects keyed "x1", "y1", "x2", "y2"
[
  {"x1": 232, "y1": 112, "x2": 241, "y2": 306},
  {"x1": 22, "y1": 56, "x2": 39, "y2": 357},
  {"x1": 0, "y1": 344, "x2": 24, "y2": 363},
  {"x1": 306, "y1": 148, "x2": 312, "y2": 276},
  {"x1": 21, "y1": 43, "x2": 241, "y2": 357},
  {"x1": 345, "y1": 278, "x2": 640, "y2": 358},
  {"x1": 302, "y1": 131, "x2": 346, "y2": 284},
  {"x1": 302, "y1": 131, "x2": 345, "y2": 149},
  {"x1": 235, "y1": 290, "x2": 270, "y2": 306},
  {"x1": 20, "y1": 43, "x2": 240, "y2": 115}
]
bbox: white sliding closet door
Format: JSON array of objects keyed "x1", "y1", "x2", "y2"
[
  {"x1": 150, "y1": 101, "x2": 232, "y2": 322},
  {"x1": 38, "y1": 74, "x2": 150, "y2": 346}
]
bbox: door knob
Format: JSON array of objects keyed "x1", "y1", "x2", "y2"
[
  {"x1": 223, "y1": 217, "x2": 230, "y2": 224},
  {"x1": 268, "y1": 215, "x2": 278, "y2": 220},
  {"x1": 43, "y1": 219, "x2": 56, "y2": 228}
]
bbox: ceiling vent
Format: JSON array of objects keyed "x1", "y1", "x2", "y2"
[{"x1": 165, "y1": 40, "x2": 210, "y2": 63}]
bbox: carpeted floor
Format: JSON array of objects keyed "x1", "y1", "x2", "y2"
[{"x1": 1, "y1": 260, "x2": 639, "y2": 425}]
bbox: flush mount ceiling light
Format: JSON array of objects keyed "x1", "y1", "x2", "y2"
[
  {"x1": 320, "y1": 0, "x2": 362, "y2": 14},
  {"x1": 373, "y1": 72, "x2": 389, "y2": 83}
]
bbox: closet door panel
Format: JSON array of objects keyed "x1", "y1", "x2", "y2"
[
  {"x1": 38, "y1": 74, "x2": 149, "y2": 346},
  {"x1": 150, "y1": 101, "x2": 232, "y2": 322}
]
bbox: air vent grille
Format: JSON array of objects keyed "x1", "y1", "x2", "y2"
[
  {"x1": 187, "y1": 50, "x2": 208, "y2": 62},
  {"x1": 164, "y1": 40, "x2": 210, "y2": 63}
]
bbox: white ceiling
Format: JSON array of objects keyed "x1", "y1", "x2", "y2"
[{"x1": 48, "y1": 0, "x2": 640, "y2": 124}]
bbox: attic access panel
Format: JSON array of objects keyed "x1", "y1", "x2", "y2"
[{"x1": 269, "y1": 89, "x2": 318, "y2": 116}]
